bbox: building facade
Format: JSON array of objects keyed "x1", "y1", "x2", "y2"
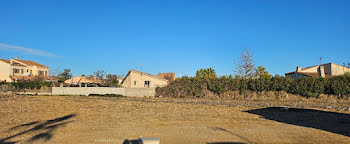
[
  {"x1": 121, "y1": 70, "x2": 169, "y2": 88},
  {"x1": 0, "y1": 57, "x2": 50, "y2": 82},
  {"x1": 285, "y1": 63, "x2": 350, "y2": 79}
]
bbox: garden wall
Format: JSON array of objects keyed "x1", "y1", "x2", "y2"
[{"x1": 52, "y1": 87, "x2": 155, "y2": 97}]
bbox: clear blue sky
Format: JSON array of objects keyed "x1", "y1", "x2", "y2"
[{"x1": 1, "y1": 0, "x2": 349, "y2": 77}]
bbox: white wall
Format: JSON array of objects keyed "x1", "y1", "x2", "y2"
[
  {"x1": 0, "y1": 61, "x2": 12, "y2": 82},
  {"x1": 125, "y1": 88, "x2": 156, "y2": 97},
  {"x1": 52, "y1": 87, "x2": 125, "y2": 96},
  {"x1": 52, "y1": 87, "x2": 156, "y2": 97}
]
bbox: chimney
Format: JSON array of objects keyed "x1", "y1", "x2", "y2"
[
  {"x1": 15, "y1": 57, "x2": 19, "y2": 60},
  {"x1": 319, "y1": 66, "x2": 325, "y2": 77},
  {"x1": 296, "y1": 66, "x2": 302, "y2": 72}
]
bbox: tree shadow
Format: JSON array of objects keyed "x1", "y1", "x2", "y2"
[
  {"x1": 245, "y1": 107, "x2": 350, "y2": 137},
  {"x1": 0, "y1": 114, "x2": 77, "y2": 143},
  {"x1": 208, "y1": 127, "x2": 250, "y2": 143}
]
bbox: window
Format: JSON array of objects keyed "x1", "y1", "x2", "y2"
[
  {"x1": 13, "y1": 68, "x2": 20, "y2": 73},
  {"x1": 144, "y1": 81, "x2": 150, "y2": 88},
  {"x1": 38, "y1": 70, "x2": 44, "y2": 76},
  {"x1": 21, "y1": 69, "x2": 24, "y2": 74},
  {"x1": 134, "y1": 81, "x2": 137, "y2": 86}
]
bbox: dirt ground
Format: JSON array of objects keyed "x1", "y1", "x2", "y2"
[{"x1": 1, "y1": 95, "x2": 350, "y2": 144}]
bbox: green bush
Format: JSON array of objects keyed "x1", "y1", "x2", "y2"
[
  {"x1": 156, "y1": 71, "x2": 350, "y2": 99},
  {"x1": 1, "y1": 81, "x2": 53, "y2": 90}
]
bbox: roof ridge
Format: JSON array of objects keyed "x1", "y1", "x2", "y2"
[{"x1": 14, "y1": 59, "x2": 48, "y2": 68}]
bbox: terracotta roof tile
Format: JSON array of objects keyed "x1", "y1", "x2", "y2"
[
  {"x1": 0, "y1": 59, "x2": 10, "y2": 64},
  {"x1": 16, "y1": 59, "x2": 48, "y2": 68}
]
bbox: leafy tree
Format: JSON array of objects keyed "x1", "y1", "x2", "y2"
[
  {"x1": 344, "y1": 72, "x2": 350, "y2": 78},
  {"x1": 104, "y1": 74, "x2": 120, "y2": 86},
  {"x1": 255, "y1": 66, "x2": 272, "y2": 79},
  {"x1": 57, "y1": 69, "x2": 72, "y2": 82},
  {"x1": 234, "y1": 47, "x2": 256, "y2": 79},
  {"x1": 195, "y1": 68, "x2": 217, "y2": 80}
]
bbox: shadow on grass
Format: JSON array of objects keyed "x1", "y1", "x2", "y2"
[
  {"x1": 245, "y1": 107, "x2": 350, "y2": 137},
  {"x1": 122, "y1": 139, "x2": 139, "y2": 144},
  {"x1": 208, "y1": 127, "x2": 250, "y2": 143},
  {"x1": 0, "y1": 114, "x2": 77, "y2": 143}
]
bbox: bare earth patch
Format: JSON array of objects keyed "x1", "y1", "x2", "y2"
[{"x1": 1, "y1": 95, "x2": 350, "y2": 144}]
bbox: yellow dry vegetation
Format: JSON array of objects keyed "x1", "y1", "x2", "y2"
[{"x1": 0, "y1": 95, "x2": 350, "y2": 144}]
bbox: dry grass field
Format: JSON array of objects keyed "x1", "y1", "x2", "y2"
[{"x1": 1, "y1": 95, "x2": 350, "y2": 144}]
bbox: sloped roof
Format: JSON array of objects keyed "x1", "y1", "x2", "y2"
[
  {"x1": 15, "y1": 59, "x2": 48, "y2": 68},
  {"x1": 64, "y1": 76, "x2": 102, "y2": 84},
  {"x1": 121, "y1": 69, "x2": 168, "y2": 84},
  {"x1": 284, "y1": 63, "x2": 350, "y2": 75},
  {"x1": 0, "y1": 59, "x2": 10, "y2": 64},
  {"x1": 0, "y1": 58, "x2": 48, "y2": 68},
  {"x1": 286, "y1": 72, "x2": 331, "y2": 78}
]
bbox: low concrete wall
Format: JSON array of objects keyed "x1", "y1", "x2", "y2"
[
  {"x1": 125, "y1": 88, "x2": 156, "y2": 97},
  {"x1": 52, "y1": 87, "x2": 125, "y2": 96},
  {"x1": 52, "y1": 87, "x2": 155, "y2": 97}
]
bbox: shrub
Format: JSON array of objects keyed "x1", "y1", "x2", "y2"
[{"x1": 156, "y1": 72, "x2": 350, "y2": 99}]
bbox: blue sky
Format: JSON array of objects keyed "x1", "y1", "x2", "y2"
[{"x1": 0, "y1": 0, "x2": 349, "y2": 77}]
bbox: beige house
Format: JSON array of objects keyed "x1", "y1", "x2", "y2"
[
  {"x1": 0, "y1": 57, "x2": 51, "y2": 82},
  {"x1": 285, "y1": 63, "x2": 350, "y2": 79},
  {"x1": 121, "y1": 70, "x2": 169, "y2": 88}
]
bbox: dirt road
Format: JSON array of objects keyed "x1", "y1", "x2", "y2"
[{"x1": 1, "y1": 95, "x2": 350, "y2": 144}]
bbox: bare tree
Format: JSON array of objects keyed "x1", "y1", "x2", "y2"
[
  {"x1": 234, "y1": 47, "x2": 256, "y2": 78},
  {"x1": 92, "y1": 70, "x2": 106, "y2": 80},
  {"x1": 49, "y1": 66, "x2": 60, "y2": 77}
]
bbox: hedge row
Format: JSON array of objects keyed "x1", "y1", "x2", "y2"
[
  {"x1": 156, "y1": 74, "x2": 350, "y2": 98},
  {"x1": 0, "y1": 81, "x2": 52, "y2": 90}
]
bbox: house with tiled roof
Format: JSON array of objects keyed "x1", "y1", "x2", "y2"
[
  {"x1": 285, "y1": 63, "x2": 350, "y2": 79},
  {"x1": 0, "y1": 57, "x2": 54, "y2": 82},
  {"x1": 121, "y1": 69, "x2": 170, "y2": 88}
]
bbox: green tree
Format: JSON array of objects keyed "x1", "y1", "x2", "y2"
[
  {"x1": 104, "y1": 74, "x2": 120, "y2": 86},
  {"x1": 255, "y1": 66, "x2": 272, "y2": 79},
  {"x1": 57, "y1": 69, "x2": 72, "y2": 82},
  {"x1": 195, "y1": 68, "x2": 217, "y2": 80}
]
